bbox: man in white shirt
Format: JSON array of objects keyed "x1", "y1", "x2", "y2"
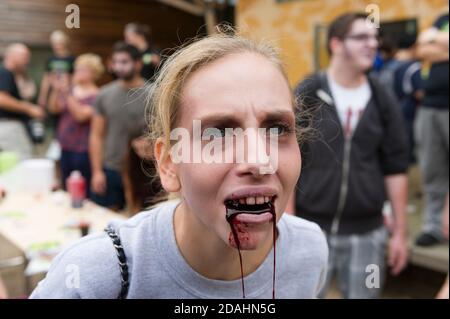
[{"x1": 291, "y1": 12, "x2": 409, "y2": 298}]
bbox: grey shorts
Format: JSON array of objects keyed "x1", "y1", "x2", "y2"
[{"x1": 320, "y1": 226, "x2": 389, "y2": 299}]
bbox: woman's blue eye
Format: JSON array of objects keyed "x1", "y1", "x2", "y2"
[
  {"x1": 203, "y1": 127, "x2": 227, "y2": 138},
  {"x1": 269, "y1": 123, "x2": 291, "y2": 136}
]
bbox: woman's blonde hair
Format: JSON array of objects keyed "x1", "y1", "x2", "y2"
[{"x1": 75, "y1": 53, "x2": 105, "y2": 81}]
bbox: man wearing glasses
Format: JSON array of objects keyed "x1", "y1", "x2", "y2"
[{"x1": 291, "y1": 13, "x2": 409, "y2": 298}]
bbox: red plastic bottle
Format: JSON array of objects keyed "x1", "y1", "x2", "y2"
[{"x1": 66, "y1": 171, "x2": 86, "y2": 208}]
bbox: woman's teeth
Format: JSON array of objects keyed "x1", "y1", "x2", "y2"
[{"x1": 237, "y1": 196, "x2": 271, "y2": 205}]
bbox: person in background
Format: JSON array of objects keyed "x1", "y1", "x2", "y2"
[
  {"x1": 124, "y1": 22, "x2": 161, "y2": 81},
  {"x1": 122, "y1": 128, "x2": 162, "y2": 215},
  {"x1": 414, "y1": 13, "x2": 449, "y2": 247},
  {"x1": 290, "y1": 12, "x2": 409, "y2": 298},
  {"x1": 89, "y1": 42, "x2": 147, "y2": 211},
  {"x1": 392, "y1": 41, "x2": 424, "y2": 165},
  {"x1": 48, "y1": 54, "x2": 104, "y2": 195},
  {"x1": 377, "y1": 37, "x2": 400, "y2": 76},
  {"x1": 15, "y1": 67, "x2": 37, "y2": 104},
  {"x1": 38, "y1": 31, "x2": 76, "y2": 184},
  {"x1": 38, "y1": 30, "x2": 75, "y2": 109},
  {"x1": 16, "y1": 56, "x2": 43, "y2": 145},
  {"x1": 123, "y1": 22, "x2": 163, "y2": 213},
  {"x1": 0, "y1": 43, "x2": 45, "y2": 159}
]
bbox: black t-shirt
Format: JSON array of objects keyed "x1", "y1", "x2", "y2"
[
  {"x1": 46, "y1": 55, "x2": 75, "y2": 74},
  {"x1": 423, "y1": 14, "x2": 449, "y2": 109},
  {"x1": 140, "y1": 47, "x2": 160, "y2": 80},
  {"x1": 0, "y1": 67, "x2": 27, "y2": 121}
]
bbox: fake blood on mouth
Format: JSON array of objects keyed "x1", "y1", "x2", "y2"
[{"x1": 225, "y1": 200, "x2": 277, "y2": 299}]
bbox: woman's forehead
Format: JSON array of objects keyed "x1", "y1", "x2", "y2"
[{"x1": 179, "y1": 52, "x2": 292, "y2": 121}]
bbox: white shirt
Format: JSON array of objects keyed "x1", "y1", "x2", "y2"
[{"x1": 328, "y1": 74, "x2": 372, "y2": 138}]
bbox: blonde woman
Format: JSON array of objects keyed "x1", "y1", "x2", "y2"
[
  {"x1": 48, "y1": 53, "x2": 104, "y2": 196},
  {"x1": 30, "y1": 33, "x2": 327, "y2": 299}
]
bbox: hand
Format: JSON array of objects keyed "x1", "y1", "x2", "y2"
[
  {"x1": 388, "y1": 232, "x2": 409, "y2": 276},
  {"x1": 91, "y1": 170, "x2": 106, "y2": 195},
  {"x1": 50, "y1": 73, "x2": 70, "y2": 94},
  {"x1": 27, "y1": 104, "x2": 45, "y2": 119},
  {"x1": 420, "y1": 28, "x2": 439, "y2": 44},
  {"x1": 59, "y1": 73, "x2": 71, "y2": 94}
]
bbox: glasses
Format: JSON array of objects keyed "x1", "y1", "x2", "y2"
[{"x1": 345, "y1": 33, "x2": 380, "y2": 43}]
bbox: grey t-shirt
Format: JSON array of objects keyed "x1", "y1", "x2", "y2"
[
  {"x1": 30, "y1": 200, "x2": 328, "y2": 299},
  {"x1": 94, "y1": 80, "x2": 147, "y2": 172}
]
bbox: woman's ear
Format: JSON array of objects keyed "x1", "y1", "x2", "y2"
[{"x1": 154, "y1": 137, "x2": 181, "y2": 193}]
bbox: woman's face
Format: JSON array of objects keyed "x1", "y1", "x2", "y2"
[
  {"x1": 169, "y1": 52, "x2": 301, "y2": 251},
  {"x1": 73, "y1": 64, "x2": 95, "y2": 84}
]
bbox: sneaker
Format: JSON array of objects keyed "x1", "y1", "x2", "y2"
[{"x1": 415, "y1": 232, "x2": 441, "y2": 247}]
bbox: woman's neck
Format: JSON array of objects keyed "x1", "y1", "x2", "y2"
[
  {"x1": 174, "y1": 202, "x2": 274, "y2": 281},
  {"x1": 73, "y1": 82, "x2": 98, "y2": 97}
]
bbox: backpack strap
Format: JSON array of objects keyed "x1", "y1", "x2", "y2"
[{"x1": 104, "y1": 227, "x2": 129, "y2": 299}]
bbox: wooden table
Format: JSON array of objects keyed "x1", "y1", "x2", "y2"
[{"x1": 0, "y1": 192, "x2": 126, "y2": 297}]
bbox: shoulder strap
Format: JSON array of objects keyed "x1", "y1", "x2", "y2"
[{"x1": 104, "y1": 227, "x2": 130, "y2": 299}]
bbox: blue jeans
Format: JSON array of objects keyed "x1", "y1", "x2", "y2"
[{"x1": 90, "y1": 167, "x2": 125, "y2": 210}]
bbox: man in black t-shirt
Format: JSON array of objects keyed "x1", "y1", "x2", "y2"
[
  {"x1": 124, "y1": 22, "x2": 161, "y2": 80},
  {"x1": 415, "y1": 13, "x2": 449, "y2": 246},
  {"x1": 0, "y1": 43, "x2": 45, "y2": 159},
  {"x1": 38, "y1": 30, "x2": 75, "y2": 109}
]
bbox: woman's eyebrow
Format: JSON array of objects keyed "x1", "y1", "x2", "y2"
[
  {"x1": 198, "y1": 113, "x2": 241, "y2": 127},
  {"x1": 261, "y1": 110, "x2": 295, "y2": 124},
  {"x1": 197, "y1": 109, "x2": 294, "y2": 128}
]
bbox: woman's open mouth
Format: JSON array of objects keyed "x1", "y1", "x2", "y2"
[{"x1": 224, "y1": 196, "x2": 276, "y2": 223}]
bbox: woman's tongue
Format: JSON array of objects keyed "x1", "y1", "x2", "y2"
[{"x1": 234, "y1": 212, "x2": 273, "y2": 224}]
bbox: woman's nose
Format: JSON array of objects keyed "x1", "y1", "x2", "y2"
[{"x1": 233, "y1": 129, "x2": 278, "y2": 177}]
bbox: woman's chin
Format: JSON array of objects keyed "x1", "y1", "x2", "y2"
[{"x1": 227, "y1": 226, "x2": 273, "y2": 250}]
